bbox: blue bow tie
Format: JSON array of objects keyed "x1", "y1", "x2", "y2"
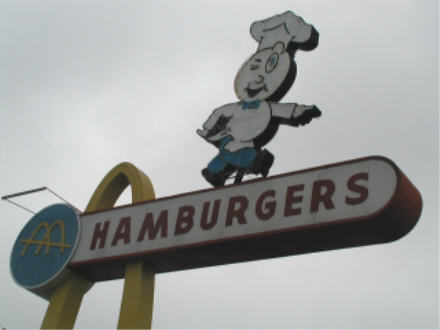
[{"x1": 242, "y1": 100, "x2": 260, "y2": 110}]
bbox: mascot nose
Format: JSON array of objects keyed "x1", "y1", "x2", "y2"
[{"x1": 255, "y1": 75, "x2": 265, "y2": 84}]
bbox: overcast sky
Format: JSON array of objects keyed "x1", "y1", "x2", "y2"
[{"x1": 0, "y1": 1, "x2": 438, "y2": 329}]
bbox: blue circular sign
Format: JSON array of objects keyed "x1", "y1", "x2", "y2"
[{"x1": 10, "y1": 204, "x2": 80, "y2": 289}]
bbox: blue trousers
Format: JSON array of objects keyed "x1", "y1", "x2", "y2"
[{"x1": 207, "y1": 137, "x2": 258, "y2": 174}]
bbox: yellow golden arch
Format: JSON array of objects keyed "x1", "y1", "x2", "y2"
[
  {"x1": 20, "y1": 220, "x2": 71, "y2": 256},
  {"x1": 85, "y1": 161, "x2": 155, "y2": 212},
  {"x1": 41, "y1": 162, "x2": 155, "y2": 330}
]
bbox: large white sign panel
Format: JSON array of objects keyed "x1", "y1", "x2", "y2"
[{"x1": 71, "y1": 157, "x2": 405, "y2": 266}]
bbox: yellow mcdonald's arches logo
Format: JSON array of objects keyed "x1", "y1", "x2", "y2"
[{"x1": 20, "y1": 220, "x2": 72, "y2": 256}]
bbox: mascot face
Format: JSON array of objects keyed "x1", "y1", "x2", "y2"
[{"x1": 234, "y1": 42, "x2": 292, "y2": 102}]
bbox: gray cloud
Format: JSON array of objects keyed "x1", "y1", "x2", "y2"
[{"x1": 0, "y1": 0, "x2": 438, "y2": 328}]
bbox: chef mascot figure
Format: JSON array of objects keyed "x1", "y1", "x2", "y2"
[{"x1": 197, "y1": 11, "x2": 321, "y2": 187}]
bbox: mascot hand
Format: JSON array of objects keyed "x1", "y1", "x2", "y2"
[{"x1": 290, "y1": 105, "x2": 321, "y2": 127}]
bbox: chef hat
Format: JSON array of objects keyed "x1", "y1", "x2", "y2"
[{"x1": 250, "y1": 11, "x2": 318, "y2": 52}]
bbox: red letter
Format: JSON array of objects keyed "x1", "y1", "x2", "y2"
[
  {"x1": 137, "y1": 210, "x2": 168, "y2": 241},
  {"x1": 346, "y1": 173, "x2": 369, "y2": 205},
  {"x1": 310, "y1": 179, "x2": 335, "y2": 212},
  {"x1": 225, "y1": 196, "x2": 248, "y2": 226},
  {"x1": 284, "y1": 184, "x2": 304, "y2": 216},
  {"x1": 256, "y1": 190, "x2": 276, "y2": 221},
  {"x1": 90, "y1": 221, "x2": 110, "y2": 250},
  {"x1": 201, "y1": 200, "x2": 221, "y2": 230},
  {"x1": 175, "y1": 205, "x2": 194, "y2": 235},
  {"x1": 111, "y1": 217, "x2": 131, "y2": 246}
]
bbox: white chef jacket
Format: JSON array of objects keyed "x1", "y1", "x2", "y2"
[{"x1": 202, "y1": 100, "x2": 298, "y2": 152}]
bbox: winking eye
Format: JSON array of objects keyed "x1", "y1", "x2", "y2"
[{"x1": 265, "y1": 53, "x2": 279, "y2": 73}]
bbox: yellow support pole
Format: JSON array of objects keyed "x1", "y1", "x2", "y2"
[
  {"x1": 117, "y1": 261, "x2": 155, "y2": 329},
  {"x1": 41, "y1": 272, "x2": 93, "y2": 329},
  {"x1": 40, "y1": 162, "x2": 155, "y2": 329},
  {"x1": 87, "y1": 162, "x2": 157, "y2": 329}
]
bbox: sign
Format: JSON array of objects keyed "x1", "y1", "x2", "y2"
[
  {"x1": 6, "y1": 10, "x2": 424, "y2": 330},
  {"x1": 10, "y1": 204, "x2": 80, "y2": 298},
  {"x1": 69, "y1": 156, "x2": 421, "y2": 282},
  {"x1": 197, "y1": 11, "x2": 322, "y2": 186}
]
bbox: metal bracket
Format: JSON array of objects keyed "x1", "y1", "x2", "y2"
[{"x1": 2, "y1": 187, "x2": 80, "y2": 214}]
